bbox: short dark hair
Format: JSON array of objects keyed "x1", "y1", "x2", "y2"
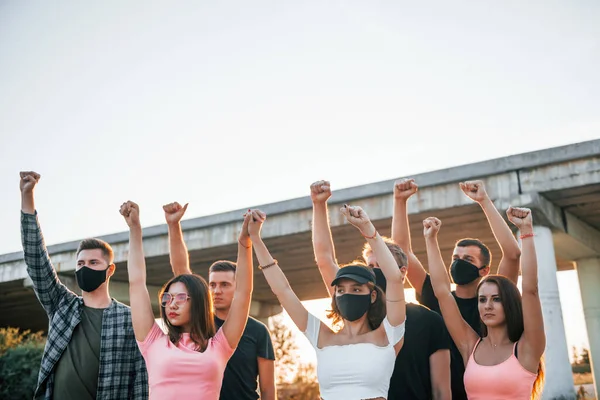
[
  {"x1": 362, "y1": 236, "x2": 408, "y2": 268},
  {"x1": 209, "y1": 260, "x2": 237, "y2": 274},
  {"x1": 77, "y1": 238, "x2": 114, "y2": 264},
  {"x1": 455, "y1": 238, "x2": 491, "y2": 267}
]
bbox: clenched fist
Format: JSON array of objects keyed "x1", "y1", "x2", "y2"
[
  {"x1": 394, "y1": 178, "x2": 418, "y2": 200},
  {"x1": 423, "y1": 217, "x2": 442, "y2": 238},
  {"x1": 459, "y1": 180, "x2": 489, "y2": 203},
  {"x1": 310, "y1": 180, "x2": 331, "y2": 204},
  {"x1": 341, "y1": 205, "x2": 375, "y2": 236},
  {"x1": 248, "y1": 209, "x2": 266, "y2": 239},
  {"x1": 120, "y1": 201, "x2": 141, "y2": 228},
  {"x1": 20, "y1": 171, "x2": 41, "y2": 193},
  {"x1": 506, "y1": 207, "x2": 533, "y2": 230},
  {"x1": 163, "y1": 202, "x2": 189, "y2": 225}
]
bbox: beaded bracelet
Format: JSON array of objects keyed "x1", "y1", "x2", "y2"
[{"x1": 259, "y1": 260, "x2": 278, "y2": 270}]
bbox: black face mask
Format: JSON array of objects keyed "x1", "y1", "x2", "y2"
[
  {"x1": 76, "y1": 265, "x2": 110, "y2": 292},
  {"x1": 372, "y1": 268, "x2": 387, "y2": 292},
  {"x1": 450, "y1": 259, "x2": 486, "y2": 285},
  {"x1": 335, "y1": 293, "x2": 372, "y2": 322}
]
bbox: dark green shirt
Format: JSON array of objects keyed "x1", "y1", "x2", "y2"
[{"x1": 53, "y1": 306, "x2": 104, "y2": 400}]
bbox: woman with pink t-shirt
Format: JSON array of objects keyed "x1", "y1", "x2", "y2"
[{"x1": 119, "y1": 202, "x2": 255, "y2": 400}]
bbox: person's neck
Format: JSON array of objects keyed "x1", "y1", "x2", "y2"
[
  {"x1": 342, "y1": 317, "x2": 371, "y2": 337},
  {"x1": 82, "y1": 286, "x2": 112, "y2": 309},
  {"x1": 484, "y1": 325, "x2": 512, "y2": 347},
  {"x1": 214, "y1": 307, "x2": 230, "y2": 321},
  {"x1": 455, "y1": 279, "x2": 480, "y2": 299}
]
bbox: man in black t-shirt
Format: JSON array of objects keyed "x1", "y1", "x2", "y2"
[
  {"x1": 164, "y1": 203, "x2": 276, "y2": 400},
  {"x1": 363, "y1": 241, "x2": 452, "y2": 400},
  {"x1": 392, "y1": 179, "x2": 521, "y2": 400},
  {"x1": 209, "y1": 261, "x2": 276, "y2": 400},
  {"x1": 310, "y1": 180, "x2": 452, "y2": 400}
]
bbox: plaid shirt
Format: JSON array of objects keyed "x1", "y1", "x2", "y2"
[{"x1": 21, "y1": 212, "x2": 148, "y2": 400}]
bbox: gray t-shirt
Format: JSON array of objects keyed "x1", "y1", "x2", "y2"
[{"x1": 53, "y1": 305, "x2": 104, "y2": 399}]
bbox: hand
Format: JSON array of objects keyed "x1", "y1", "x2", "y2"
[
  {"x1": 394, "y1": 178, "x2": 418, "y2": 200},
  {"x1": 248, "y1": 209, "x2": 266, "y2": 239},
  {"x1": 506, "y1": 207, "x2": 533, "y2": 230},
  {"x1": 239, "y1": 210, "x2": 252, "y2": 243},
  {"x1": 340, "y1": 205, "x2": 375, "y2": 235},
  {"x1": 423, "y1": 217, "x2": 441, "y2": 238},
  {"x1": 310, "y1": 180, "x2": 331, "y2": 204},
  {"x1": 20, "y1": 171, "x2": 41, "y2": 193},
  {"x1": 459, "y1": 180, "x2": 489, "y2": 203},
  {"x1": 120, "y1": 201, "x2": 141, "y2": 228},
  {"x1": 163, "y1": 202, "x2": 189, "y2": 225}
]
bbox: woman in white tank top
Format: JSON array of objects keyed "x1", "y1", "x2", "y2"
[{"x1": 247, "y1": 205, "x2": 407, "y2": 400}]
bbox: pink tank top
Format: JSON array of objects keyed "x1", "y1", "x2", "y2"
[{"x1": 464, "y1": 339, "x2": 537, "y2": 400}]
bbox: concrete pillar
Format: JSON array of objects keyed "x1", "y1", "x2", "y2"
[
  {"x1": 531, "y1": 226, "x2": 575, "y2": 399},
  {"x1": 576, "y1": 257, "x2": 600, "y2": 397}
]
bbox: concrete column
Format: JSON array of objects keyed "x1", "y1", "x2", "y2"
[
  {"x1": 576, "y1": 257, "x2": 600, "y2": 397},
  {"x1": 531, "y1": 226, "x2": 575, "y2": 399}
]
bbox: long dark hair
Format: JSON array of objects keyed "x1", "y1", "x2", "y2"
[
  {"x1": 327, "y1": 264, "x2": 386, "y2": 331},
  {"x1": 159, "y1": 274, "x2": 215, "y2": 352},
  {"x1": 477, "y1": 275, "x2": 544, "y2": 398}
]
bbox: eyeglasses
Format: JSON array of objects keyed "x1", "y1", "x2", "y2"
[{"x1": 161, "y1": 292, "x2": 190, "y2": 307}]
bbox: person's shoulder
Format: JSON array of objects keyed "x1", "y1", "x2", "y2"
[
  {"x1": 246, "y1": 316, "x2": 270, "y2": 332},
  {"x1": 408, "y1": 303, "x2": 444, "y2": 324},
  {"x1": 111, "y1": 299, "x2": 132, "y2": 314}
]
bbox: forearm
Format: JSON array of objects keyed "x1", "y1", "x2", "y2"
[
  {"x1": 425, "y1": 236, "x2": 452, "y2": 296},
  {"x1": 480, "y1": 199, "x2": 521, "y2": 267},
  {"x1": 520, "y1": 227, "x2": 538, "y2": 294},
  {"x1": 21, "y1": 191, "x2": 35, "y2": 214},
  {"x1": 252, "y1": 237, "x2": 292, "y2": 296},
  {"x1": 260, "y1": 386, "x2": 276, "y2": 400},
  {"x1": 312, "y1": 202, "x2": 339, "y2": 294},
  {"x1": 127, "y1": 226, "x2": 147, "y2": 285},
  {"x1": 167, "y1": 222, "x2": 191, "y2": 275},
  {"x1": 233, "y1": 240, "x2": 253, "y2": 298},
  {"x1": 392, "y1": 198, "x2": 412, "y2": 252}
]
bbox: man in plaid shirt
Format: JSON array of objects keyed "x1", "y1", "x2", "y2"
[{"x1": 19, "y1": 171, "x2": 148, "y2": 400}]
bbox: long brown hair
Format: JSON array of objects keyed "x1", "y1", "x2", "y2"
[
  {"x1": 327, "y1": 264, "x2": 386, "y2": 331},
  {"x1": 477, "y1": 275, "x2": 545, "y2": 398},
  {"x1": 159, "y1": 274, "x2": 216, "y2": 352}
]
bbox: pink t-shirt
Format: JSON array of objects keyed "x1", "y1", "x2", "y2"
[{"x1": 137, "y1": 322, "x2": 235, "y2": 400}]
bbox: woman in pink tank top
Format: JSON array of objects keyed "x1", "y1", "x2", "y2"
[
  {"x1": 423, "y1": 206, "x2": 545, "y2": 400},
  {"x1": 119, "y1": 202, "x2": 255, "y2": 400}
]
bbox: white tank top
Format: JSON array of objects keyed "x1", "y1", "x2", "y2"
[{"x1": 303, "y1": 313, "x2": 405, "y2": 399}]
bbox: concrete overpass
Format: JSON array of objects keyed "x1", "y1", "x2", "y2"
[{"x1": 1, "y1": 139, "x2": 600, "y2": 399}]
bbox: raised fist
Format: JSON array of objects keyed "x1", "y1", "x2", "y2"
[
  {"x1": 423, "y1": 217, "x2": 442, "y2": 238},
  {"x1": 459, "y1": 180, "x2": 488, "y2": 203},
  {"x1": 163, "y1": 202, "x2": 189, "y2": 225},
  {"x1": 120, "y1": 201, "x2": 141, "y2": 228},
  {"x1": 20, "y1": 171, "x2": 41, "y2": 193},
  {"x1": 394, "y1": 178, "x2": 418, "y2": 200},
  {"x1": 340, "y1": 204, "x2": 373, "y2": 233},
  {"x1": 248, "y1": 209, "x2": 266, "y2": 239},
  {"x1": 310, "y1": 180, "x2": 332, "y2": 203},
  {"x1": 506, "y1": 206, "x2": 533, "y2": 229}
]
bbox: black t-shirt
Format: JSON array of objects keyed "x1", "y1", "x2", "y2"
[
  {"x1": 388, "y1": 302, "x2": 451, "y2": 400},
  {"x1": 215, "y1": 315, "x2": 275, "y2": 400},
  {"x1": 417, "y1": 274, "x2": 481, "y2": 400}
]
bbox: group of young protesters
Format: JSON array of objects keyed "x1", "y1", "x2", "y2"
[{"x1": 19, "y1": 170, "x2": 545, "y2": 400}]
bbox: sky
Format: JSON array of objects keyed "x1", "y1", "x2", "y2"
[{"x1": 0, "y1": 0, "x2": 597, "y2": 360}]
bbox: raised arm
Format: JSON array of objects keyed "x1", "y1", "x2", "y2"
[
  {"x1": 221, "y1": 211, "x2": 254, "y2": 349},
  {"x1": 460, "y1": 181, "x2": 521, "y2": 283},
  {"x1": 423, "y1": 217, "x2": 479, "y2": 362},
  {"x1": 250, "y1": 210, "x2": 309, "y2": 332},
  {"x1": 164, "y1": 202, "x2": 192, "y2": 276},
  {"x1": 120, "y1": 201, "x2": 155, "y2": 342},
  {"x1": 392, "y1": 178, "x2": 428, "y2": 294},
  {"x1": 506, "y1": 207, "x2": 545, "y2": 371},
  {"x1": 19, "y1": 171, "x2": 74, "y2": 316},
  {"x1": 342, "y1": 205, "x2": 406, "y2": 327},
  {"x1": 311, "y1": 180, "x2": 339, "y2": 296}
]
